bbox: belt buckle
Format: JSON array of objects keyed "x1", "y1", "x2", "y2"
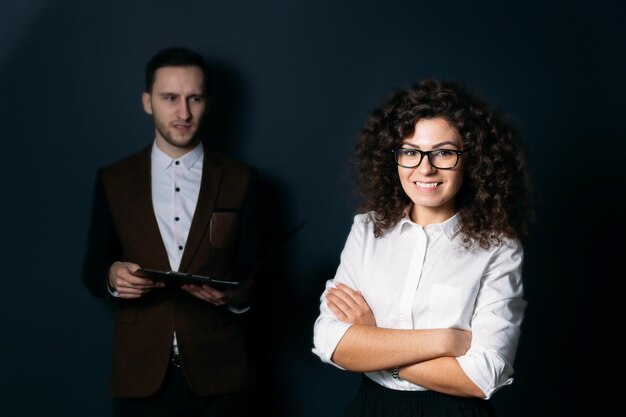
[{"x1": 171, "y1": 353, "x2": 182, "y2": 368}]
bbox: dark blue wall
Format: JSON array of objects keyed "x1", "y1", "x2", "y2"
[{"x1": 1, "y1": 0, "x2": 622, "y2": 415}]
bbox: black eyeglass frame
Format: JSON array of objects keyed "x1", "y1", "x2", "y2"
[{"x1": 392, "y1": 148, "x2": 465, "y2": 170}]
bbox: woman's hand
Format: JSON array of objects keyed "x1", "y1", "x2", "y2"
[{"x1": 327, "y1": 283, "x2": 376, "y2": 326}]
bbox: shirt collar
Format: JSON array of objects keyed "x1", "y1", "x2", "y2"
[
  {"x1": 151, "y1": 141, "x2": 204, "y2": 170},
  {"x1": 398, "y1": 206, "x2": 460, "y2": 240},
  {"x1": 438, "y1": 212, "x2": 461, "y2": 240}
]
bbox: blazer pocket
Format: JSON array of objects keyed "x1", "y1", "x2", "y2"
[{"x1": 210, "y1": 211, "x2": 240, "y2": 248}]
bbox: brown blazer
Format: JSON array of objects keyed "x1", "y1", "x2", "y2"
[{"x1": 84, "y1": 145, "x2": 256, "y2": 398}]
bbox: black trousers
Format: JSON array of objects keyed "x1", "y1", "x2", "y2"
[
  {"x1": 344, "y1": 375, "x2": 497, "y2": 417},
  {"x1": 113, "y1": 362, "x2": 251, "y2": 417}
]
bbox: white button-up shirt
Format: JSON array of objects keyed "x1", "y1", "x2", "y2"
[
  {"x1": 152, "y1": 141, "x2": 203, "y2": 353},
  {"x1": 312, "y1": 211, "x2": 526, "y2": 399},
  {"x1": 151, "y1": 142, "x2": 203, "y2": 271}
]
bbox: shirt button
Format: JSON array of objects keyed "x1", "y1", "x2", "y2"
[
  {"x1": 175, "y1": 187, "x2": 180, "y2": 192},
  {"x1": 175, "y1": 217, "x2": 180, "y2": 222},
  {"x1": 178, "y1": 245, "x2": 183, "y2": 250},
  {"x1": 175, "y1": 161, "x2": 180, "y2": 165}
]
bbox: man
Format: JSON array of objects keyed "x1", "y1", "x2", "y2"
[{"x1": 83, "y1": 47, "x2": 257, "y2": 417}]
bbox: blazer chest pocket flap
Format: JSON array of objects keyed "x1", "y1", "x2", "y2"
[{"x1": 210, "y1": 210, "x2": 240, "y2": 248}]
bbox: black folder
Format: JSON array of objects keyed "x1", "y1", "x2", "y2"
[
  {"x1": 133, "y1": 268, "x2": 240, "y2": 290},
  {"x1": 133, "y1": 217, "x2": 310, "y2": 290}
]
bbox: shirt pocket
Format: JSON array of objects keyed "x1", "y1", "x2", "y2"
[
  {"x1": 426, "y1": 283, "x2": 478, "y2": 329},
  {"x1": 210, "y1": 210, "x2": 240, "y2": 248}
]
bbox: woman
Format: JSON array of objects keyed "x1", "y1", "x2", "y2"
[{"x1": 312, "y1": 79, "x2": 530, "y2": 416}]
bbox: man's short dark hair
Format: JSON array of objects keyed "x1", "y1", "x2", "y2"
[{"x1": 145, "y1": 47, "x2": 211, "y2": 94}]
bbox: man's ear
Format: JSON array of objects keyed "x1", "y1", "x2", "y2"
[{"x1": 142, "y1": 92, "x2": 153, "y2": 115}]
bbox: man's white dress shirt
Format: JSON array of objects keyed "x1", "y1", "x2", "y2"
[{"x1": 152, "y1": 142, "x2": 204, "y2": 355}]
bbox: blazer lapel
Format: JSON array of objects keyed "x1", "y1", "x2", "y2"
[
  {"x1": 134, "y1": 146, "x2": 171, "y2": 271},
  {"x1": 178, "y1": 152, "x2": 222, "y2": 272}
]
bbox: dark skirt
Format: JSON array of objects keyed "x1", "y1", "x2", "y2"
[{"x1": 344, "y1": 376, "x2": 497, "y2": 417}]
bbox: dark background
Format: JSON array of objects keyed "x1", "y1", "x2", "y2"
[{"x1": 1, "y1": 0, "x2": 622, "y2": 415}]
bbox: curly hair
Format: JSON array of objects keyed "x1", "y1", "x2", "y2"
[{"x1": 352, "y1": 79, "x2": 531, "y2": 249}]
